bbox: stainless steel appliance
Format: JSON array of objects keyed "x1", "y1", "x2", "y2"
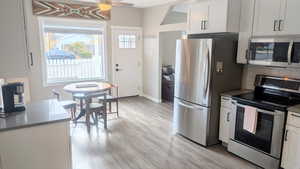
[
  {"x1": 228, "y1": 75, "x2": 300, "y2": 169},
  {"x1": 0, "y1": 82, "x2": 26, "y2": 117},
  {"x1": 248, "y1": 37, "x2": 300, "y2": 67},
  {"x1": 173, "y1": 33, "x2": 243, "y2": 146}
]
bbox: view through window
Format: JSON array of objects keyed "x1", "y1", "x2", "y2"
[{"x1": 41, "y1": 18, "x2": 106, "y2": 84}]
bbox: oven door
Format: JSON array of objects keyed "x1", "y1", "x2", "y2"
[
  {"x1": 229, "y1": 103, "x2": 285, "y2": 158},
  {"x1": 249, "y1": 38, "x2": 291, "y2": 67}
]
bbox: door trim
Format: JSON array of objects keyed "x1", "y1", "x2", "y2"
[{"x1": 111, "y1": 26, "x2": 143, "y2": 96}]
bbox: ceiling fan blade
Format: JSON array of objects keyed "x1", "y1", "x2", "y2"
[{"x1": 112, "y1": 2, "x2": 134, "y2": 7}]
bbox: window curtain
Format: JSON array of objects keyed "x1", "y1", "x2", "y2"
[{"x1": 32, "y1": 0, "x2": 111, "y2": 20}]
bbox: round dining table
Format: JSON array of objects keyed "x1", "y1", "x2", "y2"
[{"x1": 63, "y1": 81, "x2": 113, "y2": 124}]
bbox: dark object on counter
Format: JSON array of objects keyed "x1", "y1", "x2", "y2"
[
  {"x1": 162, "y1": 65, "x2": 174, "y2": 102},
  {"x1": 1, "y1": 82, "x2": 26, "y2": 116}
]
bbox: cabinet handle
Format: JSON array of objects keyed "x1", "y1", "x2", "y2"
[
  {"x1": 291, "y1": 113, "x2": 300, "y2": 118},
  {"x1": 284, "y1": 129, "x2": 289, "y2": 141},
  {"x1": 30, "y1": 52, "x2": 34, "y2": 66},
  {"x1": 226, "y1": 112, "x2": 230, "y2": 122},
  {"x1": 204, "y1": 20, "x2": 207, "y2": 30},
  {"x1": 273, "y1": 20, "x2": 278, "y2": 31},
  {"x1": 201, "y1": 20, "x2": 204, "y2": 30},
  {"x1": 278, "y1": 20, "x2": 284, "y2": 31}
]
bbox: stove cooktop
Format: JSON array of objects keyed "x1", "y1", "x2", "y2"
[{"x1": 232, "y1": 92, "x2": 300, "y2": 111}]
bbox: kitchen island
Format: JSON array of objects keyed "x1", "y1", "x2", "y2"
[{"x1": 0, "y1": 99, "x2": 72, "y2": 169}]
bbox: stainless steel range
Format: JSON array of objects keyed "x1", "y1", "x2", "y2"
[{"x1": 228, "y1": 75, "x2": 300, "y2": 169}]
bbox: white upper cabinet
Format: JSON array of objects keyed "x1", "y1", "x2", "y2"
[
  {"x1": 253, "y1": 0, "x2": 300, "y2": 36},
  {"x1": 253, "y1": 0, "x2": 282, "y2": 36},
  {"x1": 236, "y1": 0, "x2": 256, "y2": 64},
  {"x1": 188, "y1": 0, "x2": 241, "y2": 34},
  {"x1": 279, "y1": 0, "x2": 300, "y2": 35},
  {"x1": 0, "y1": 0, "x2": 28, "y2": 78}
]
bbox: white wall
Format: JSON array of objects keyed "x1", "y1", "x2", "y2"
[
  {"x1": 159, "y1": 31, "x2": 182, "y2": 68},
  {"x1": 142, "y1": 4, "x2": 187, "y2": 102},
  {"x1": 23, "y1": 0, "x2": 143, "y2": 101}
]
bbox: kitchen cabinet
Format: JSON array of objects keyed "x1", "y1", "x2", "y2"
[
  {"x1": 236, "y1": 0, "x2": 256, "y2": 64},
  {"x1": 0, "y1": 0, "x2": 29, "y2": 78},
  {"x1": 187, "y1": 0, "x2": 240, "y2": 34},
  {"x1": 219, "y1": 96, "x2": 233, "y2": 144},
  {"x1": 280, "y1": 0, "x2": 300, "y2": 35},
  {"x1": 0, "y1": 122, "x2": 72, "y2": 169},
  {"x1": 281, "y1": 112, "x2": 300, "y2": 169},
  {"x1": 253, "y1": 0, "x2": 300, "y2": 36}
]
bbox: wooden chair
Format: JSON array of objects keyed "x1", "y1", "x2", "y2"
[
  {"x1": 52, "y1": 89, "x2": 77, "y2": 120},
  {"x1": 85, "y1": 92, "x2": 107, "y2": 129},
  {"x1": 98, "y1": 85, "x2": 119, "y2": 117}
]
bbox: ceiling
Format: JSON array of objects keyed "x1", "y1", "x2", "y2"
[{"x1": 77, "y1": 0, "x2": 180, "y2": 8}]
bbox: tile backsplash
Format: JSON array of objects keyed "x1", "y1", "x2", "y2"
[{"x1": 242, "y1": 65, "x2": 300, "y2": 89}]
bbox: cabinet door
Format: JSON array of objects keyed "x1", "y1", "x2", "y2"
[
  {"x1": 237, "y1": 0, "x2": 256, "y2": 64},
  {"x1": 279, "y1": 0, "x2": 300, "y2": 35},
  {"x1": 209, "y1": 0, "x2": 228, "y2": 33},
  {"x1": 281, "y1": 125, "x2": 300, "y2": 169},
  {"x1": 219, "y1": 105, "x2": 231, "y2": 143},
  {"x1": 188, "y1": 1, "x2": 210, "y2": 34},
  {"x1": 253, "y1": 0, "x2": 281, "y2": 36},
  {"x1": 0, "y1": 0, "x2": 28, "y2": 78}
]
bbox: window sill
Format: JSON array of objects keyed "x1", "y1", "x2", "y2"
[{"x1": 44, "y1": 78, "x2": 108, "y2": 87}]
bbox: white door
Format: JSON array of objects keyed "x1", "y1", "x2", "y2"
[
  {"x1": 281, "y1": 125, "x2": 300, "y2": 169},
  {"x1": 253, "y1": 0, "x2": 281, "y2": 36},
  {"x1": 112, "y1": 28, "x2": 142, "y2": 97},
  {"x1": 188, "y1": 1, "x2": 210, "y2": 34},
  {"x1": 279, "y1": 0, "x2": 300, "y2": 35}
]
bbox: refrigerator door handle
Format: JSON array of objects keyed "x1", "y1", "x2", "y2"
[
  {"x1": 204, "y1": 45, "x2": 211, "y2": 98},
  {"x1": 178, "y1": 100, "x2": 203, "y2": 110}
]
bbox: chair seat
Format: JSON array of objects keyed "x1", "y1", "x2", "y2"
[
  {"x1": 88, "y1": 103, "x2": 104, "y2": 111},
  {"x1": 98, "y1": 95, "x2": 118, "y2": 102},
  {"x1": 73, "y1": 93, "x2": 86, "y2": 99},
  {"x1": 59, "y1": 100, "x2": 77, "y2": 109}
]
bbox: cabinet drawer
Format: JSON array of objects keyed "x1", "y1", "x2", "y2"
[
  {"x1": 287, "y1": 112, "x2": 300, "y2": 128},
  {"x1": 221, "y1": 96, "x2": 232, "y2": 109}
]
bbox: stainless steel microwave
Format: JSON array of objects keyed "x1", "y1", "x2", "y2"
[{"x1": 249, "y1": 37, "x2": 300, "y2": 67}]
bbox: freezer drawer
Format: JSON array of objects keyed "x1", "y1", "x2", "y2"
[{"x1": 173, "y1": 98, "x2": 209, "y2": 146}]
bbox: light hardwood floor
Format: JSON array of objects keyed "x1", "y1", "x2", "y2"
[{"x1": 71, "y1": 97, "x2": 260, "y2": 169}]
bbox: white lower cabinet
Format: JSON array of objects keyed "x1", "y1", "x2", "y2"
[
  {"x1": 0, "y1": 122, "x2": 72, "y2": 169},
  {"x1": 219, "y1": 96, "x2": 233, "y2": 144},
  {"x1": 281, "y1": 112, "x2": 300, "y2": 169}
]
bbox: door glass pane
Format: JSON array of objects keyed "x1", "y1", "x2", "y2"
[{"x1": 235, "y1": 106, "x2": 274, "y2": 154}]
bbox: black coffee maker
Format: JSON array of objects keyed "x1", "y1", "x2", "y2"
[{"x1": 1, "y1": 82, "x2": 26, "y2": 115}]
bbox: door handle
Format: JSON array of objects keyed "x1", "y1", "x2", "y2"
[
  {"x1": 284, "y1": 129, "x2": 289, "y2": 141},
  {"x1": 178, "y1": 100, "x2": 202, "y2": 110},
  {"x1": 226, "y1": 112, "x2": 230, "y2": 122},
  {"x1": 115, "y1": 68, "x2": 123, "y2": 72},
  {"x1": 291, "y1": 113, "x2": 300, "y2": 118},
  {"x1": 30, "y1": 52, "x2": 34, "y2": 66}
]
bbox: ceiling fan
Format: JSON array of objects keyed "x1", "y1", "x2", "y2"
[{"x1": 97, "y1": 0, "x2": 134, "y2": 11}]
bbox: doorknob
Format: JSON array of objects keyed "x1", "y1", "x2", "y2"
[{"x1": 116, "y1": 68, "x2": 123, "y2": 72}]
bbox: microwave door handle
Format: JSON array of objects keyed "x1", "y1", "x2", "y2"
[{"x1": 288, "y1": 40, "x2": 293, "y2": 65}]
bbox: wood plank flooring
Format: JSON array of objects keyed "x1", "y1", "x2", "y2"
[{"x1": 71, "y1": 97, "x2": 260, "y2": 169}]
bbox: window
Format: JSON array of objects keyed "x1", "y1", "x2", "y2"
[
  {"x1": 118, "y1": 34, "x2": 136, "y2": 49},
  {"x1": 39, "y1": 18, "x2": 107, "y2": 85}
]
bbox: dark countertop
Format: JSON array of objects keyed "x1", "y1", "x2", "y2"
[
  {"x1": 0, "y1": 99, "x2": 71, "y2": 132},
  {"x1": 221, "y1": 89, "x2": 253, "y2": 97},
  {"x1": 288, "y1": 105, "x2": 300, "y2": 114}
]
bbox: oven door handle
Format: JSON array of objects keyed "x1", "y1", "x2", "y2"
[{"x1": 236, "y1": 103, "x2": 280, "y2": 116}]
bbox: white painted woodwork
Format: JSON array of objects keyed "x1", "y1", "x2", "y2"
[
  {"x1": 111, "y1": 27, "x2": 143, "y2": 97},
  {"x1": 0, "y1": 122, "x2": 72, "y2": 169},
  {"x1": 219, "y1": 96, "x2": 233, "y2": 144},
  {"x1": 279, "y1": 0, "x2": 300, "y2": 35},
  {"x1": 0, "y1": 0, "x2": 28, "y2": 78},
  {"x1": 188, "y1": 0, "x2": 241, "y2": 34},
  {"x1": 188, "y1": 1, "x2": 210, "y2": 34},
  {"x1": 236, "y1": 0, "x2": 256, "y2": 64},
  {"x1": 281, "y1": 125, "x2": 300, "y2": 169}
]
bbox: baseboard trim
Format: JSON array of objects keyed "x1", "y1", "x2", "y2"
[{"x1": 141, "y1": 94, "x2": 162, "y2": 103}]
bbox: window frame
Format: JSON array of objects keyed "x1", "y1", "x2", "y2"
[{"x1": 38, "y1": 17, "x2": 108, "y2": 86}]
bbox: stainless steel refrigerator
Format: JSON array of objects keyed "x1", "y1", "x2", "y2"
[{"x1": 173, "y1": 33, "x2": 242, "y2": 146}]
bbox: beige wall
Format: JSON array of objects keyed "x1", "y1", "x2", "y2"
[
  {"x1": 24, "y1": 0, "x2": 143, "y2": 101},
  {"x1": 142, "y1": 4, "x2": 187, "y2": 102},
  {"x1": 242, "y1": 65, "x2": 300, "y2": 89}
]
